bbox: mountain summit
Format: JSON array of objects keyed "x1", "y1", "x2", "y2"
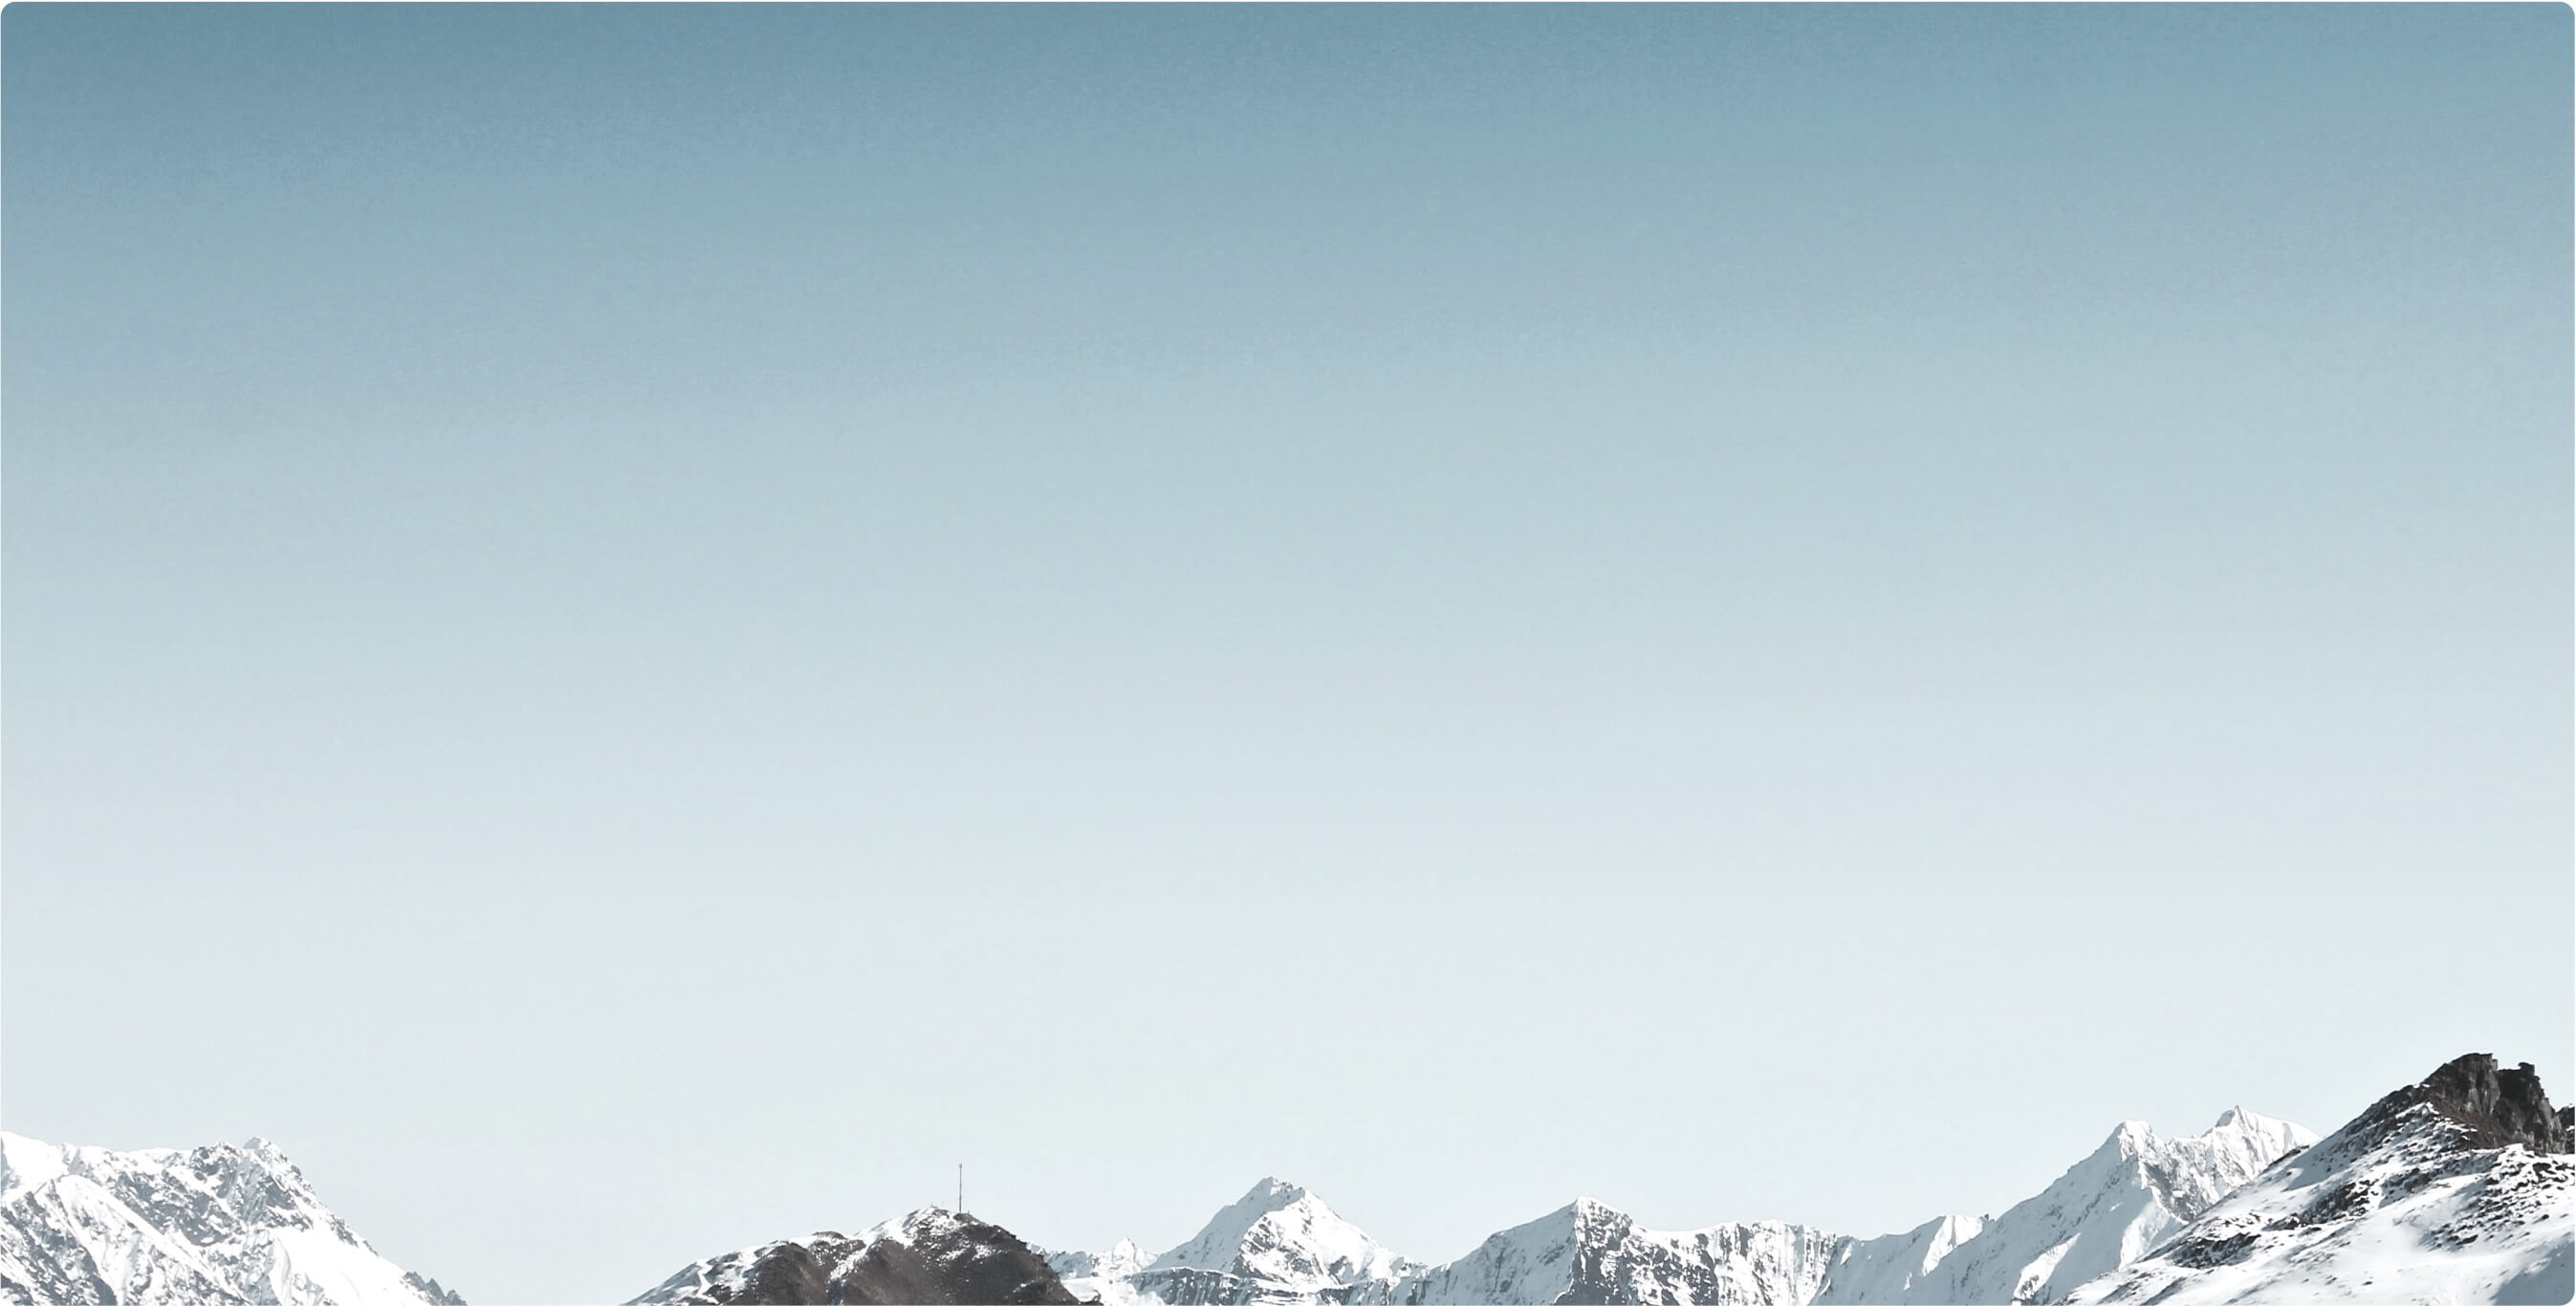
[
  {"x1": 1398, "y1": 1197, "x2": 1841, "y2": 1306},
  {"x1": 2064, "y1": 1054, "x2": 2574, "y2": 1306},
  {"x1": 1114, "y1": 1178, "x2": 1420, "y2": 1305},
  {"x1": 0, "y1": 1131, "x2": 462, "y2": 1306},
  {"x1": 1814, "y1": 1106, "x2": 2319, "y2": 1305},
  {"x1": 630, "y1": 1208, "x2": 1081, "y2": 1306},
  {"x1": 2417, "y1": 1055, "x2": 2573, "y2": 1156},
  {"x1": 1035, "y1": 1112, "x2": 2319, "y2": 1306}
]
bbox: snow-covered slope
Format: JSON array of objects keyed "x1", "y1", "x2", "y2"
[
  {"x1": 1806, "y1": 1217, "x2": 1989, "y2": 1306},
  {"x1": 1395, "y1": 1198, "x2": 1842, "y2": 1306},
  {"x1": 1049, "y1": 1120, "x2": 2305, "y2": 1306},
  {"x1": 0, "y1": 1131, "x2": 462, "y2": 1306},
  {"x1": 1054, "y1": 1185, "x2": 1838, "y2": 1306},
  {"x1": 1046, "y1": 1238, "x2": 1158, "y2": 1306},
  {"x1": 2063, "y1": 1055, "x2": 2574, "y2": 1306},
  {"x1": 630, "y1": 1207, "x2": 1081, "y2": 1306},
  {"x1": 1813, "y1": 1108, "x2": 2317, "y2": 1305},
  {"x1": 1057, "y1": 1179, "x2": 1420, "y2": 1306}
]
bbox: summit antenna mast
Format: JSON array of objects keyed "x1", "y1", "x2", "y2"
[{"x1": 957, "y1": 1163, "x2": 964, "y2": 1215}]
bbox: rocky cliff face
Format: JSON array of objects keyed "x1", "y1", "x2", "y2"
[
  {"x1": 2063, "y1": 1054, "x2": 2575, "y2": 1306},
  {"x1": 630, "y1": 1208, "x2": 1081, "y2": 1306},
  {"x1": 2418, "y1": 1055, "x2": 2573, "y2": 1155}
]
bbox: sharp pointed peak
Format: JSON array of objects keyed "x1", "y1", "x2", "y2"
[
  {"x1": 2208, "y1": 1104, "x2": 2293, "y2": 1131},
  {"x1": 1236, "y1": 1176, "x2": 1313, "y2": 1208},
  {"x1": 2101, "y1": 1119, "x2": 2160, "y2": 1151}
]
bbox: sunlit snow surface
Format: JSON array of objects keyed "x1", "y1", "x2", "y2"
[
  {"x1": 1047, "y1": 1193, "x2": 1855, "y2": 1306},
  {"x1": 1396, "y1": 1198, "x2": 1842, "y2": 1306},
  {"x1": 1048, "y1": 1237, "x2": 1162, "y2": 1306},
  {"x1": 1816, "y1": 1109, "x2": 2320, "y2": 1305},
  {"x1": 2063, "y1": 1097, "x2": 2574, "y2": 1305},
  {"x1": 1040, "y1": 1188, "x2": 1867, "y2": 1306},
  {"x1": 1044, "y1": 1180, "x2": 1422, "y2": 1306},
  {"x1": 1046, "y1": 1116, "x2": 2323, "y2": 1306},
  {"x1": 0, "y1": 1132, "x2": 460, "y2": 1306}
]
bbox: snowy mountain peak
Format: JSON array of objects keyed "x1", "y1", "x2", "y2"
[
  {"x1": 1040, "y1": 1236, "x2": 1155, "y2": 1293},
  {"x1": 1400, "y1": 1196, "x2": 1842, "y2": 1306},
  {"x1": 2065, "y1": 1054, "x2": 2574, "y2": 1305},
  {"x1": 2195, "y1": 1107, "x2": 2318, "y2": 1164},
  {"x1": 1242, "y1": 1178, "x2": 1309, "y2": 1208},
  {"x1": 1813, "y1": 1107, "x2": 2318, "y2": 1306},
  {"x1": 881, "y1": 1206, "x2": 973, "y2": 1245},
  {"x1": 632, "y1": 1060, "x2": 2558, "y2": 1306},
  {"x1": 0, "y1": 1131, "x2": 463, "y2": 1306},
  {"x1": 1120, "y1": 1179, "x2": 1417, "y2": 1302},
  {"x1": 2080, "y1": 1108, "x2": 2322, "y2": 1213}
]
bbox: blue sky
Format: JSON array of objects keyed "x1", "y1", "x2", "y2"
[{"x1": 5, "y1": 6, "x2": 2569, "y2": 1303}]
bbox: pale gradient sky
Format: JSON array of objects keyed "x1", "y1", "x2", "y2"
[{"x1": 4, "y1": 6, "x2": 2569, "y2": 1304}]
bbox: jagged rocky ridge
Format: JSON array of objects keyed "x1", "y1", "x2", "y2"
[
  {"x1": 17, "y1": 1054, "x2": 2564, "y2": 1304},
  {"x1": 1038, "y1": 1111, "x2": 2320, "y2": 1306},
  {"x1": 1386, "y1": 1197, "x2": 1841, "y2": 1306},
  {"x1": 1044, "y1": 1241, "x2": 1155, "y2": 1306},
  {"x1": 630, "y1": 1208, "x2": 1081, "y2": 1306},
  {"x1": 1052, "y1": 1179, "x2": 1419, "y2": 1306},
  {"x1": 1812, "y1": 1109, "x2": 2319, "y2": 1304},
  {"x1": 1037, "y1": 1062, "x2": 2566, "y2": 1304},
  {"x1": 0, "y1": 1131, "x2": 462, "y2": 1306},
  {"x1": 2063, "y1": 1054, "x2": 2574, "y2": 1305}
]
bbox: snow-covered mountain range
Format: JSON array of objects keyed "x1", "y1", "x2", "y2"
[
  {"x1": 1386, "y1": 1198, "x2": 1841, "y2": 1306},
  {"x1": 1034, "y1": 1057, "x2": 2564, "y2": 1306},
  {"x1": 0, "y1": 1132, "x2": 462, "y2": 1306},
  {"x1": 12, "y1": 1053, "x2": 2565, "y2": 1304},
  {"x1": 2064, "y1": 1055, "x2": 2573, "y2": 1305},
  {"x1": 1812, "y1": 1108, "x2": 2319, "y2": 1304},
  {"x1": 1037, "y1": 1113, "x2": 2315, "y2": 1306}
]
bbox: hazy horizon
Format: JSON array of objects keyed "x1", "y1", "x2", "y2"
[{"x1": 5, "y1": 5, "x2": 2569, "y2": 1303}]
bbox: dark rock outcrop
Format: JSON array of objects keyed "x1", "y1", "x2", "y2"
[
  {"x1": 2417, "y1": 1054, "x2": 2572, "y2": 1154},
  {"x1": 2060, "y1": 1054, "x2": 2574, "y2": 1304},
  {"x1": 404, "y1": 1273, "x2": 471, "y2": 1306},
  {"x1": 732, "y1": 1241, "x2": 834, "y2": 1304},
  {"x1": 632, "y1": 1209, "x2": 1083, "y2": 1306},
  {"x1": 836, "y1": 1218, "x2": 1078, "y2": 1305},
  {"x1": 2326, "y1": 1053, "x2": 2574, "y2": 1160}
]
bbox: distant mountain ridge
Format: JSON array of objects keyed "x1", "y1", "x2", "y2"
[
  {"x1": 1386, "y1": 1198, "x2": 1840, "y2": 1306},
  {"x1": 1037, "y1": 1109, "x2": 2322, "y2": 1306},
  {"x1": 1813, "y1": 1108, "x2": 2319, "y2": 1304},
  {"x1": 2063, "y1": 1055, "x2": 2574, "y2": 1305},
  {"x1": 13, "y1": 1054, "x2": 2565, "y2": 1305},
  {"x1": 1028, "y1": 1059, "x2": 2563, "y2": 1306},
  {"x1": 0, "y1": 1131, "x2": 462, "y2": 1306}
]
